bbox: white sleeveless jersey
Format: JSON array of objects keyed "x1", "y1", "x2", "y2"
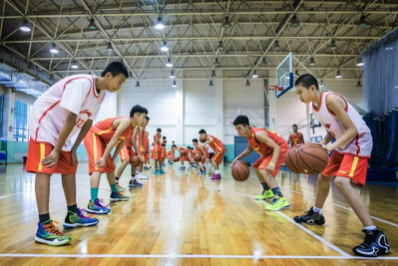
[
  {"x1": 312, "y1": 92, "x2": 372, "y2": 157},
  {"x1": 28, "y1": 75, "x2": 106, "y2": 151}
]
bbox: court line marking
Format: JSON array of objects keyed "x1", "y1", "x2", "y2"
[
  {"x1": 0, "y1": 254, "x2": 397, "y2": 259},
  {"x1": 290, "y1": 188, "x2": 398, "y2": 228},
  {"x1": 151, "y1": 180, "x2": 350, "y2": 257}
]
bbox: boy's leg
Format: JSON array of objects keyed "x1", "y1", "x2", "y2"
[
  {"x1": 36, "y1": 173, "x2": 51, "y2": 218},
  {"x1": 314, "y1": 175, "x2": 334, "y2": 209},
  {"x1": 211, "y1": 149, "x2": 225, "y2": 180}
]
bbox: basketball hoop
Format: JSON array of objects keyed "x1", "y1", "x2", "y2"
[{"x1": 264, "y1": 85, "x2": 283, "y2": 99}]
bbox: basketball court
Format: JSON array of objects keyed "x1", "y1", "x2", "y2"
[{"x1": 0, "y1": 1, "x2": 398, "y2": 265}]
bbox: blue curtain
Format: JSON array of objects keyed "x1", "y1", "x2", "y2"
[{"x1": 364, "y1": 109, "x2": 398, "y2": 169}]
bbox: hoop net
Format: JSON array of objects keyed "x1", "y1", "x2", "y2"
[{"x1": 264, "y1": 85, "x2": 283, "y2": 98}]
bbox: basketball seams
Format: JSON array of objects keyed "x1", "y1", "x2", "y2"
[{"x1": 299, "y1": 147, "x2": 329, "y2": 165}]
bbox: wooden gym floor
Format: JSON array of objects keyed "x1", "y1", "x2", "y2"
[{"x1": 0, "y1": 163, "x2": 397, "y2": 265}]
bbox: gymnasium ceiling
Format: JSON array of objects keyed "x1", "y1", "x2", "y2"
[{"x1": 1, "y1": 0, "x2": 397, "y2": 84}]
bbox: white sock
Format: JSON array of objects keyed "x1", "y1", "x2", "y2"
[
  {"x1": 364, "y1": 226, "x2": 377, "y2": 231},
  {"x1": 215, "y1": 170, "x2": 220, "y2": 174},
  {"x1": 312, "y1": 206, "x2": 322, "y2": 214}
]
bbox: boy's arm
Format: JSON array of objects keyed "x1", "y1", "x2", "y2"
[
  {"x1": 255, "y1": 131, "x2": 280, "y2": 172},
  {"x1": 70, "y1": 119, "x2": 93, "y2": 165},
  {"x1": 139, "y1": 127, "x2": 146, "y2": 155},
  {"x1": 131, "y1": 127, "x2": 140, "y2": 154},
  {"x1": 203, "y1": 136, "x2": 214, "y2": 146},
  {"x1": 300, "y1": 133, "x2": 305, "y2": 144},
  {"x1": 112, "y1": 139, "x2": 127, "y2": 162},
  {"x1": 96, "y1": 118, "x2": 131, "y2": 167},
  {"x1": 287, "y1": 136, "x2": 291, "y2": 145},
  {"x1": 320, "y1": 132, "x2": 334, "y2": 145},
  {"x1": 233, "y1": 142, "x2": 253, "y2": 164},
  {"x1": 41, "y1": 111, "x2": 77, "y2": 167},
  {"x1": 324, "y1": 95, "x2": 358, "y2": 152}
]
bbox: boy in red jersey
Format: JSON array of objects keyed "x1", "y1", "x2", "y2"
[
  {"x1": 293, "y1": 74, "x2": 390, "y2": 257},
  {"x1": 233, "y1": 115, "x2": 290, "y2": 211},
  {"x1": 192, "y1": 138, "x2": 209, "y2": 175},
  {"x1": 153, "y1": 128, "x2": 164, "y2": 174},
  {"x1": 287, "y1": 124, "x2": 305, "y2": 147},
  {"x1": 27, "y1": 62, "x2": 128, "y2": 246},
  {"x1": 198, "y1": 129, "x2": 225, "y2": 180},
  {"x1": 177, "y1": 146, "x2": 189, "y2": 170},
  {"x1": 84, "y1": 105, "x2": 147, "y2": 214},
  {"x1": 136, "y1": 116, "x2": 150, "y2": 180}
]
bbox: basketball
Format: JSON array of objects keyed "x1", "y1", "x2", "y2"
[
  {"x1": 194, "y1": 154, "x2": 202, "y2": 162},
  {"x1": 284, "y1": 148, "x2": 300, "y2": 174},
  {"x1": 231, "y1": 160, "x2": 250, "y2": 182},
  {"x1": 179, "y1": 150, "x2": 186, "y2": 156},
  {"x1": 172, "y1": 157, "x2": 180, "y2": 162},
  {"x1": 295, "y1": 143, "x2": 329, "y2": 175},
  {"x1": 199, "y1": 137, "x2": 206, "y2": 143},
  {"x1": 130, "y1": 156, "x2": 141, "y2": 167}
]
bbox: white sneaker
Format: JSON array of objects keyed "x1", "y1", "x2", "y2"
[{"x1": 137, "y1": 173, "x2": 149, "y2": 179}]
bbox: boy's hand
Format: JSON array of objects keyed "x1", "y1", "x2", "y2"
[
  {"x1": 266, "y1": 163, "x2": 275, "y2": 173},
  {"x1": 321, "y1": 143, "x2": 333, "y2": 153},
  {"x1": 96, "y1": 157, "x2": 106, "y2": 168},
  {"x1": 41, "y1": 150, "x2": 60, "y2": 167},
  {"x1": 71, "y1": 150, "x2": 78, "y2": 166}
]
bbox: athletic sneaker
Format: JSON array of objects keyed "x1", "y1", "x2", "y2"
[
  {"x1": 87, "y1": 199, "x2": 111, "y2": 214},
  {"x1": 35, "y1": 220, "x2": 71, "y2": 246},
  {"x1": 129, "y1": 179, "x2": 143, "y2": 188},
  {"x1": 255, "y1": 190, "x2": 275, "y2": 200},
  {"x1": 110, "y1": 191, "x2": 130, "y2": 201},
  {"x1": 63, "y1": 209, "x2": 99, "y2": 228},
  {"x1": 116, "y1": 183, "x2": 126, "y2": 192},
  {"x1": 211, "y1": 173, "x2": 221, "y2": 180},
  {"x1": 154, "y1": 170, "x2": 160, "y2": 175},
  {"x1": 265, "y1": 197, "x2": 290, "y2": 211},
  {"x1": 199, "y1": 169, "x2": 205, "y2": 175},
  {"x1": 159, "y1": 169, "x2": 166, "y2": 174},
  {"x1": 353, "y1": 230, "x2": 390, "y2": 257},
  {"x1": 293, "y1": 207, "x2": 325, "y2": 225},
  {"x1": 137, "y1": 173, "x2": 149, "y2": 179},
  {"x1": 179, "y1": 166, "x2": 185, "y2": 170}
]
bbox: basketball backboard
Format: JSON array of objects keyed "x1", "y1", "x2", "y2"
[{"x1": 275, "y1": 53, "x2": 293, "y2": 98}]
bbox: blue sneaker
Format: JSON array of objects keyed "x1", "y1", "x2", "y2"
[
  {"x1": 159, "y1": 169, "x2": 166, "y2": 174},
  {"x1": 35, "y1": 220, "x2": 71, "y2": 246},
  {"x1": 154, "y1": 170, "x2": 160, "y2": 175},
  {"x1": 110, "y1": 191, "x2": 130, "y2": 201},
  {"x1": 63, "y1": 209, "x2": 99, "y2": 228},
  {"x1": 87, "y1": 199, "x2": 111, "y2": 214},
  {"x1": 199, "y1": 169, "x2": 205, "y2": 175},
  {"x1": 353, "y1": 230, "x2": 390, "y2": 257},
  {"x1": 129, "y1": 179, "x2": 143, "y2": 188}
]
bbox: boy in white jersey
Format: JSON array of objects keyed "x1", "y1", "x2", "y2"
[
  {"x1": 293, "y1": 74, "x2": 390, "y2": 257},
  {"x1": 27, "y1": 62, "x2": 128, "y2": 246}
]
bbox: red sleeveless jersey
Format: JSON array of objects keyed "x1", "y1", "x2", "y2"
[
  {"x1": 92, "y1": 117, "x2": 132, "y2": 144},
  {"x1": 289, "y1": 133, "x2": 302, "y2": 147},
  {"x1": 207, "y1": 134, "x2": 224, "y2": 152},
  {"x1": 247, "y1": 127, "x2": 288, "y2": 157},
  {"x1": 196, "y1": 145, "x2": 209, "y2": 158}
]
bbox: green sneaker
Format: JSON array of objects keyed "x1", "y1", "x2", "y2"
[
  {"x1": 265, "y1": 197, "x2": 290, "y2": 211},
  {"x1": 110, "y1": 191, "x2": 130, "y2": 201},
  {"x1": 255, "y1": 190, "x2": 274, "y2": 200},
  {"x1": 35, "y1": 220, "x2": 71, "y2": 246}
]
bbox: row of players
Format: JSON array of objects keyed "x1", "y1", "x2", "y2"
[{"x1": 26, "y1": 61, "x2": 390, "y2": 257}]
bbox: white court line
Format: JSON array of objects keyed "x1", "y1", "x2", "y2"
[
  {"x1": 152, "y1": 180, "x2": 350, "y2": 257},
  {"x1": 0, "y1": 254, "x2": 397, "y2": 260},
  {"x1": 290, "y1": 188, "x2": 398, "y2": 228}
]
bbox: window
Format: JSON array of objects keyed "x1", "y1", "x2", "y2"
[{"x1": 13, "y1": 100, "x2": 29, "y2": 142}]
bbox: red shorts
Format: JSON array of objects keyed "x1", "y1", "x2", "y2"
[
  {"x1": 322, "y1": 151, "x2": 368, "y2": 186},
  {"x1": 179, "y1": 151, "x2": 189, "y2": 162},
  {"x1": 253, "y1": 148, "x2": 287, "y2": 177},
  {"x1": 84, "y1": 131, "x2": 116, "y2": 175},
  {"x1": 211, "y1": 149, "x2": 226, "y2": 165},
  {"x1": 26, "y1": 138, "x2": 78, "y2": 175},
  {"x1": 153, "y1": 149, "x2": 162, "y2": 161},
  {"x1": 119, "y1": 146, "x2": 135, "y2": 163}
]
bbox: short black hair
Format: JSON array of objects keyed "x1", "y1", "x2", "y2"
[
  {"x1": 192, "y1": 138, "x2": 198, "y2": 143},
  {"x1": 101, "y1": 62, "x2": 129, "y2": 78},
  {"x1": 162, "y1": 136, "x2": 166, "y2": 139},
  {"x1": 233, "y1": 115, "x2": 250, "y2": 126},
  {"x1": 188, "y1": 147, "x2": 193, "y2": 150},
  {"x1": 292, "y1": 124, "x2": 298, "y2": 128},
  {"x1": 161, "y1": 143, "x2": 166, "y2": 147},
  {"x1": 157, "y1": 128, "x2": 162, "y2": 132},
  {"x1": 295, "y1": 74, "x2": 319, "y2": 90},
  {"x1": 199, "y1": 129, "x2": 206, "y2": 134},
  {"x1": 146, "y1": 116, "x2": 150, "y2": 121},
  {"x1": 172, "y1": 145, "x2": 177, "y2": 148},
  {"x1": 130, "y1": 105, "x2": 148, "y2": 118}
]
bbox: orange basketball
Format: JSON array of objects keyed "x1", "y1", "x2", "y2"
[
  {"x1": 284, "y1": 148, "x2": 300, "y2": 174},
  {"x1": 199, "y1": 138, "x2": 206, "y2": 143},
  {"x1": 179, "y1": 150, "x2": 186, "y2": 157},
  {"x1": 194, "y1": 154, "x2": 202, "y2": 162},
  {"x1": 231, "y1": 160, "x2": 250, "y2": 182},
  {"x1": 172, "y1": 157, "x2": 180, "y2": 162},
  {"x1": 295, "y1": 143, "x2": 329, "y2": 175},
  {"x1": 130, "y1": 156, "x2": 141, "y2": 167}
]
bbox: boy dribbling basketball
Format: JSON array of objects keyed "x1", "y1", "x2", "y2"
[
  {"x1": 233, "y1": 115, "x2": 290, "y2": 211},
  {"x1": 293, "y1": 74, "x2": 390, "y2": 257}
]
